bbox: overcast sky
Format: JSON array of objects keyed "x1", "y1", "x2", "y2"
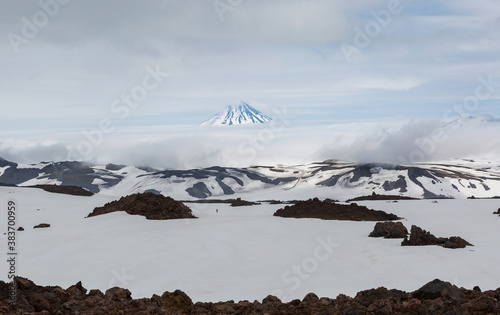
[{"x1": 1, "y1": 0, "x2": 500, "y2": 168}]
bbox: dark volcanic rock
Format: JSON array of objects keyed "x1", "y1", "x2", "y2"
[
  {"x1": 402, "y1": 225, "x2": 472, "y2": 249},
  {"x1": 230, "y1": 198, "x2": 260, "y2": 207},
  {"x1": 369, "y1": 222, "x2": 409, "y2": 238},
  {"x1": 401, "y1": 225, "x2": 441, "y2": 246},
  {"x1": 355, "y1": 287, "x2": 409, "y2": 306},
  {"x1": 273, "y1": 198, "x2": 401, "y2": 221},
  {"x1": 104, "y1": 287, "x2": 131, "y2": 301},
  {"x1": 2, "y1": 277, "x2": 500, "y2": 314},
  {"x1": 347, "y1": 192, "x2": 418, "y2": 202},
  {"x1": 27, "y1": 184, "x2": 94, "y2": 196},
  {"x1": 33, "y1": 223, "x2": 50, "y2": 229},
  {"x1": 413, "y1": 279, "x2": 466, "y2": 304},
  {"x1": 494, "y1": 208, "x2": 500, "y2": 214},
  {"x1": 160, "y1": 289, "x2": 193, "y2": 313},
  {"x1": 443, "y1": 236, "x2": 473, "y2": 249},
  {"x1": 87, "y1": 192, "x2": 197, "y2": 220}
]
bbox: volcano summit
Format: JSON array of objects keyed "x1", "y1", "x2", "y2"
[{"x1": 201, "y1": 101, "x2": 272, "y2": 126}]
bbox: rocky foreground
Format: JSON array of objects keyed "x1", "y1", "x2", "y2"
[{"x1": 2, "y1": 277, "x2": 499, "y2": 314}]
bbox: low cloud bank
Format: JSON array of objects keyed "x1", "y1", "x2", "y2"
[{"x1": 1, "y1": 117, "x2": 499, "y2": 169}]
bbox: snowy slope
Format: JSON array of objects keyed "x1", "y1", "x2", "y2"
[
  {"x1": 0, "y1": 186, "x2": 499, "y2": 302},
  {"x1": 1, "y1": 157, "x2": 500, "y2": 200},
  {"x1": 201, "y1": 101, "x2": 272, "y2": 126}
]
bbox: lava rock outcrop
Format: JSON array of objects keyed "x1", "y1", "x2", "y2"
[
  {"x1": 87, "y1": 192, "x2": 197, "y2": 220},
  {"x1": 273, "y1": 198, "x2": 400, "y2": 221},
  {"x1": 402, "y1": 225, "x2": 473, "y2": 249}
]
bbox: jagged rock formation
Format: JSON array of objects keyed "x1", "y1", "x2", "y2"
[
  {"x1": 87, "y1": 192, "x2": 197, "y2": 220},
  {"x1": 273, "y1": 198, "x2": 400, "y2": 221},
  {"x1": 1, "y1": 277, "x2": 500, "y2": 314},
  {"x1": 401, "y1": 225, "x2": 473, "y2": 249}
]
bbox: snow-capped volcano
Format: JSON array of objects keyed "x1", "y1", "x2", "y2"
[{"x1": 201, "y1": 101, "x2": 272, "y2": 126}]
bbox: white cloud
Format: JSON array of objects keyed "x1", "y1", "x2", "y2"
[{"x1": 2, "y1": 117, "x2": 499, "y2": 169}]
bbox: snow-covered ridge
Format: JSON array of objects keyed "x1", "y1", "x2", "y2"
[
  {"x1": 1, "y1": 157, "x2": 500, "y2": 200},
  {"x1": 201, "y1": 101, "x2": 272, "y2": 126}
]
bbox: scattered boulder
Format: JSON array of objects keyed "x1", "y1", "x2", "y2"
[
  {"x1": 402, "y1": 225, "x2": 472, "y2": 249},
  {"x1": 33, "y1": 223, "x2": 50, "y2": 229},
  {"x1": 413, "y1": 279, "x2": 466, "y2": 304},
  {"x1": 87, "y1": 192, "x2": 197, "y2": 220},
  {"x1": 493, "y1": 208, "x2": 500, "y2": 214},
  {"x1": 17, "y1": 226, "x2": 24, "y2": 231},
  {"x1": 369, "y1": 222, "x2": 408, "y2": 238},
  {"x1": 273, "y1": 198, "x2": 401, "y2": 221}
]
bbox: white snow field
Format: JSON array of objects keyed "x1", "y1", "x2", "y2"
[{"x1": 1, "y1": 186, "x2": 499, "y2": 303}]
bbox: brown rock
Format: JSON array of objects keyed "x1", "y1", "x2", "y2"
[
  {"x1": 401, "y1": 225, "x2": 441, "y2": 246},
  {"x1": 66, "y1": 281, "x2": 87, "y2": 299},
  {"x1": 230, "y1": 197, "x2": 260, "y2": 207},
  {"x1": 463, "y1": 295, "x2": 499, "y2": 314},
  {"x1": 355, "y1": 287, "x2": 408, "y2": 306},
  {"x1": 88, "y1": 192, "x2": 197, "y2": 220},
  {"x1": 302, "y1": 292, "x2": 319, "y2": 304},
  {"x1": 404, "y1": 298, "x2": 423, "y2": 312},
  {"x1": 369, "y1": 222, "x2": 409, "y2": 238},
  {"x1": 274, "y1": 198, "x2": 401, "y2": 221},
  {"x1": 16, "y1": 277, "x2": 36, "y2": 290},
  {"x1": 27, "y1": 292, "x2": 51, "y2": 312},
  {"x1": 443, "y1": 236, "x2": 473, "y2": 249},
  {"x1": 402, "y1": 225, "x2": 472, "y2": 249},
  {"x1": 88, "y1": 289, "x2": 104, "y2": 298},
  {"x1": 413, "y1": 279, "x2": 466, "y2": 304},
  {"x1": 262, "y1": 294, "x2": 281, "y2": 306},
  {"x1": 3, "y1": 276, "x2": 500, "y2": 314},
  {"x1": 34, "y1": 223, "x2": 50, "y2": 229},
  {"x1": 104, "y1": 287, "x2": 131, "y2": 301},
  {"x1": 160, "y1": 289, "x2": 193, "y2": 313}
]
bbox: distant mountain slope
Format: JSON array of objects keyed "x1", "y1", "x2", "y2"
[
  {"x1": 1, "y1": 157, "x2": 499, "y2": 200},
  {"x1": 201, "y1": 101, "x2": 272, "y2": 126}
]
